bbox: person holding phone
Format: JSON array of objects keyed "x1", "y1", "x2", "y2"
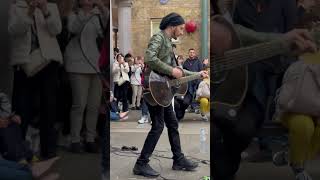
[
  {"x1": 9, "y1": 0, "x2": 63, "y2": 160},
  {"x1": 64, "y1": 0, "x2": 109, "y2": 153}
]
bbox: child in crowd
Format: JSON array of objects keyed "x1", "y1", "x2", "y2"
[{"x1": 195, "y1": 69, "x2": 210, "y2": 121}]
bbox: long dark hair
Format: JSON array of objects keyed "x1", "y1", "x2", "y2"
[{"x1": 116, "y1": 53, "x2": 124, "y2": 61}]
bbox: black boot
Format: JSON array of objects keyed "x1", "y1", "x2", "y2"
[
  {"x1": 172, "y1": 157, "x2": 198, "y2": 171},
  {"x1": 70, "y1": 142, "x2": 82, "y2": 153},
  {"x1": 86, "y1": 142, "x2": 100, "y2": 153},
  {"x1": 133, "y1": 163, "x2": 160, "y2": 177}
]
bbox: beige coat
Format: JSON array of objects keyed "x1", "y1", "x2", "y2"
[
  {"x1": 64, "y1": 8, "x2": 109, "y2": 74},
  {"x1": 196, "y1": 79, "x2": 210, "y2": 100},
  {"x1": 8, "y1": 0, "x2": 62, "y2": 66},
  {"x1": 112, "y1": 61, "x2": 130, "y2": 83}
]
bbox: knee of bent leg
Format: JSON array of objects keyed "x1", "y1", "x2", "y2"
[
  {"x1": 151, "y1": 122, "x2": 164, "y2": 134},
  {"x1": 200, "y1": 98, "x2": 209, "y2": 106},
  {"x1": 285, "y1": 113, "x2": 315, "y2": 139}
]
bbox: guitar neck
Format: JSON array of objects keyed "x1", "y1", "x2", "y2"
[
  {"x1": 212, "y1": 29, "x2": 320, "y2": 73},
  {"x1": 212, "y1": 40, "x2": 289, "y2": 73},
  {"x1": 169, "y1": 73, "x2": 202, "y2": 86}
]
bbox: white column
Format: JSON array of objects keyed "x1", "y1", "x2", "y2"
[
  {"x1": 118, "y1": 0, "x2": 132, "y2": 55},
  {"x1": 110, "y1": 0, "x2": 114, "y2": 89}
]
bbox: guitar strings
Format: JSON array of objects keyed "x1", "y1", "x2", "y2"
[
  {"x1": 211, "y1": 48, "x2": 284, "y2": 73},
  {"x1": 211, "y1": 42, "x2": 286, "y2": 73},
  {"x1": 212, "y1": 46, "x2": 282, "y2": 71},
  {"x1": 211, "y1": 29, "x2": 319, "y2": 72},
  {"x1": 212, "y1": 45, "x2": 280, "y2": 68},
  {"x1": 213, "y1": 42, "x2": 277, "y2": 65},
  {"x1": 212, "y1": 40, "x2": 283, "y2": 65},
  {"x1": 169, "y1": 74, "x2": 202, "y2": 85}
]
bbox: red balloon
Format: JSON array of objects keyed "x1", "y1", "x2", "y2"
[{"x1": 185, "y1": 20, "x2": 197, "y2": 33}]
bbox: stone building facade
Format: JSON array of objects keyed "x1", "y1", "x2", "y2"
[{"x1": 112, "y1": 0, "x2": 209, "y2": 60}]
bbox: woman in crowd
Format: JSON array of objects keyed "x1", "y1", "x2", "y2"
[
  {"x1": 196, "y1": 68, "x2": 210, "y2": 121},
  {"x1": 130, "y1": 56, "x2": 144, "y2": 110},
  {"x1": 112, "y1": 54, "x2": 130, "y2": 114},
  {"x1": 9, "y1": 0, "x2": 63, "y2": 159},
  {"x1": 64, "y1": 0, "x2": 109, "y2": 153}
]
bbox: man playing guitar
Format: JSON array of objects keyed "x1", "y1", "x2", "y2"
[
  {"x1": 212, "y1": 1, "x2": 317, "y2": 180},
  {"x1": 133, "y1": 12, "x2": 208, "y2": 178}
]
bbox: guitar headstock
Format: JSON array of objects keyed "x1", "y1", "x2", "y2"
[{"x1": 211, "y1": 15, "x2": 241, "y2": 56}]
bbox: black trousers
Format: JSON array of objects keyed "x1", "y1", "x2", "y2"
[
  {"x1": 56, "y1": 67, "x2": 72, "y2": 135},
  {"x1": 113, "y1": 81, "x2": 129, "y2": 112},
  {"x1": 137, "y1": 103, "x2": 184, "y2": 165},
  {"x1": 12, "y1": 61, "x2": 59, "y2": 158},
  {"x1": 174, "y1": 96, "x2": 188, "y2": 121},
  {"x1": 212, "y1": 95, "x2": 264, "y2": 180}
]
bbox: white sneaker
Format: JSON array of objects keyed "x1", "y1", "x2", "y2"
[
  {"x1": 143, "y1": 115, "x2": 149, "y2": 123},
  {"x1": 201, "y1": 114, "x2": 208, "y2": 121},
  {"x1": 138, "y1": 118, "x2": 144, "y2": 124},
  {"x1": 273, "y1": 150, "x2": 288, "y2": 166},
  {"x1": 138, "y1": 115, "x2": 148, "y2": 124}
]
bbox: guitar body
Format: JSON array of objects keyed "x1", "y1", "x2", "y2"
[
  {"x1": 212, "y1": 15, "x2": 248, "y2": 119},
  {"x1": 144, "y1": 71, "x2": 188, "y2": 107}
]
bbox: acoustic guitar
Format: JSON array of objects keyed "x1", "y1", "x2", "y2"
[
  {"x1": 211, "y1": 15, "x2": 320, "y2": 120},
  {"x1": 143, "y1": 68, "x2": 203, "y2": 107}
]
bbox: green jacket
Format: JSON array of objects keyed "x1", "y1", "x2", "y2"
[
  {"x1": 145, "y1": 31, "x2": 197, "y2": 76},
  {"x1": 235, "y1": 24, "x2": 282, "y2": 46},
  {"x1": 220, "y1": 12, "x2": 282, "y2": 46}
]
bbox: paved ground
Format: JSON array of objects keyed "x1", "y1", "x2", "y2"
[
  {"x1": 43, "y1": 109, "x2": 320, "y2": 180},
  {"x1": 236, "y1": 137, "x2": 320, "y2": 180},
  {"x1": 110, "y1": 110, "x2": 210, "y2": 180},
  {"x1": 49, "y1": 149, "x2": 101, "y2": 180},
  {"x1": 237, "y1": 160, "x2": 320, "y2": 180}
]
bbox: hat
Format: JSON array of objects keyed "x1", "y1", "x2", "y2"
[{"x1": 159, "y1": 13, "x2": 185, "y2": 30}]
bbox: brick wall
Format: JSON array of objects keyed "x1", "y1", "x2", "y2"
[{"x1": 131, "y1": 0, "x2": 204, "y2": 60}]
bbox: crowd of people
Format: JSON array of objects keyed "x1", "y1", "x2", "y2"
[
  {"x1": 110, "y1": 47, "x2": 210, "y2": 123},
  {"x1": 1, "y1": 0, "x2": 109, "y2": 179}
]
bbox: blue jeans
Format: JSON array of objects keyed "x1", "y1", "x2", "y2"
[
  {"x1": 0, "y1": 159, "x2": 32, "y2": 180},
  {"x1": 141, "y1": 99, "x2": 148, "y2": 116},
  {"x1": 110, "y1": 112, "x2": 120, "y2": 121}
]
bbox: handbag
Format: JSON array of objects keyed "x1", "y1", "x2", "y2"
[
  {"x1": 276, "y1": 60, "x2": 320, "y2": 117},
  {"x1": 22, "y1": 49, "x2": 50, "y2": 77}
]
